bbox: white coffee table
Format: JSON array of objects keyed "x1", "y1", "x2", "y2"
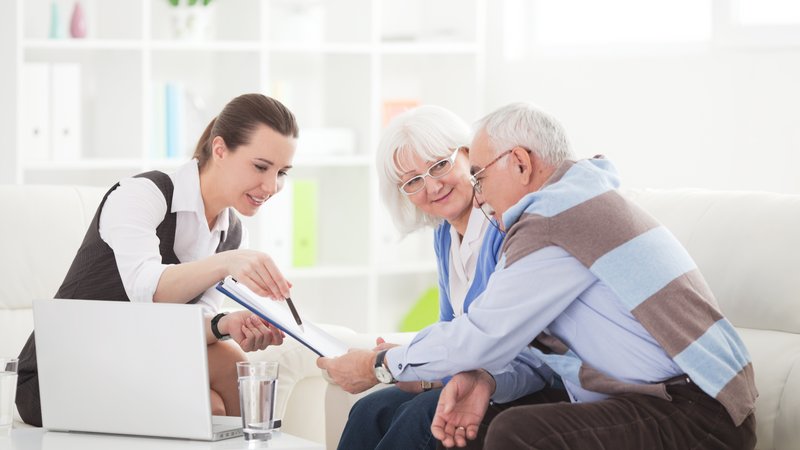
[{"x1": 0, "y1": 428, "x2": 324, "y2": 450}]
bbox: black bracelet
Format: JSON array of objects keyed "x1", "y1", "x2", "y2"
[{"x1": 210, "y1": 312, "x2": 230, "y2": 340}]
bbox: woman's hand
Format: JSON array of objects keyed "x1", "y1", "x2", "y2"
[
  {"x1": 221, "y1": 249, "x2": 291, "y2": 299},
  {"x1": 220, "y1": 310, "x2": 284, "y2": 352}
]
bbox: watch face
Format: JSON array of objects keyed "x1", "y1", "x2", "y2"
[{"x1": 375, "y1": 366, "x2": 393, "y2": 384}]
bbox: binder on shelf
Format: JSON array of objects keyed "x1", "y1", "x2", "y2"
[
  {"x1": 50, "y1": 63, "x2": 81, "y2": 160},
  {"x1": 292, "y1": 179, "x2": 318, "y2": 267},
  {"x1": 21, "y1": 63, "x2": 51, "y2": 162},
  {"x1": 258, "y1": 179, "x2": 294, "y2": 269}
]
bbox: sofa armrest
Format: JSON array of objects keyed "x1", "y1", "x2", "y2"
[{"x1": 322, "y1": 331, "x2": 416, "y2": 449}]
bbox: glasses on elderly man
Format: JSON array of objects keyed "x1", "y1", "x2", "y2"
[
  {"x1": 469, "y1": 146, "x2": 531, "y2": 195},
  {"x1": 398, "y1": 146, "x2": 467, "y2": 195}
]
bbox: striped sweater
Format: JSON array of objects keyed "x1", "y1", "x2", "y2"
[{"x1": 501, "y1": 157, "x2": 757, "y2": 426}]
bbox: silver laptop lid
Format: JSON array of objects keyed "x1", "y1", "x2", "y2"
[{"x1": 33, "y1": 299, "x2": 216, "y2": 440}]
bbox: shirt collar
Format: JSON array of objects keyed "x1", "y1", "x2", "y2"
[
  {"x1": 171, "y1": 159, "x2": 230, "y2": 233},
  {"x1": 449, "y1": 208, "x2": 489, "y2": 258}
]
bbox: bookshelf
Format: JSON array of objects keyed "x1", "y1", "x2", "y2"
[{"x1": 6, "y1": 0, "x2": 486, "y2": 333}]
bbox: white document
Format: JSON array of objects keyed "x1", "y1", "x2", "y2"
[
  {"x1": 21, "y1": 63, "x2": 51, "y2": 161},
  {"x1": 216, "y1": 276, "x2": 348, "y2": 357}
]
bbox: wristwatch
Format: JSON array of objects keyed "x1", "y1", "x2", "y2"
[
  {"x1": 374, "y1": 350, "x2": 396, "y2": 384},
  {"x1": 210, "y1": 312, "x2": 231, "y2": 341}
]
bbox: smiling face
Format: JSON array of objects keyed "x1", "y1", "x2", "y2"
[
  {"x1": 205, "y1": 124, "x2": 297, "y2": 221},
  {"x1": 395, "y1": 147, "x2": 474, "y2": 229}
]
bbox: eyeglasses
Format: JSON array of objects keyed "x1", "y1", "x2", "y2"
[
  {"x1": 469, "y1": 147, "x2": 531, "y2": 194},
  {"x1": 473, "y1": 190, "x2": 504, "y2": 234},
  {"x1": 398, "y1": 147, "x2": 466, "y2": 195}
]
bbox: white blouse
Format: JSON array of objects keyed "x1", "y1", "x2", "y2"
[
  {"x1": 98, "y1": 160, "x2": 247, "y2": 312},
  {"x1": 447, "y1": 208, "x2": 490, "y2": 317}
]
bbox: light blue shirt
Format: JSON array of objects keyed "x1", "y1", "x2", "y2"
[{"x1": 386, "y1": 245, "x2": 682, "y2": 402}]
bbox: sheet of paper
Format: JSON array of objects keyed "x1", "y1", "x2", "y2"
[{"x1": 216, "y1": 276, "x2": 348, "y2": 357}]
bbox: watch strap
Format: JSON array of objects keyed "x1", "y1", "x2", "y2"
[
  {"x1": 374, "y1": 349, "x2": 397, "y2": 384},
  {"x1": 210, "y1": 312, "x2": 230, "y2": 340}
]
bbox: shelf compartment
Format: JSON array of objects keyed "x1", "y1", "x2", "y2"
[
  {"x1": 267, "y1": 0, "x2": 372, "y2": 45},
  {"x1": 23, "y1": 0, "x2": 143, "y2": 41},
  {"x1": 268, "y1": 53, "x2": 372, "y2": 157},
  {"x1": 23, "y1": 48, "x2": 143, "y2": 162},
  {"x1": 381, "y1": 53, "x2": 481, "y2": 125},
  {"x1": 149, "y1": 0, "x2": 262, "y2": 42}
]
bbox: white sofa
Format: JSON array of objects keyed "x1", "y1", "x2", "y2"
[{"x1": 2, "y1": 185, "x2": 799, "y2": 450}]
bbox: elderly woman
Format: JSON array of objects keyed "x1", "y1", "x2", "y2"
[{"x1": 336, "y1": 105, "x2": 505, "y2": 449}]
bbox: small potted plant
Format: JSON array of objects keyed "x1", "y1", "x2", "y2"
[{"x1": 167, "y1": 0, "x2": 216, "y2": 40}]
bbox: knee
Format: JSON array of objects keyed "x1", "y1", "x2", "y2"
[
  {"x1": 350, "y1": 393, "x2": 386, "y2": 419},
  {"x1": 210, "y1": 389, "x2": 226, "y2": 416},
  {"x1": 485, "y1": 408, "x2": 538, "y2": 450},
  {"x1": 208, "y1": 341, "x2": 247, "y2": 370}
]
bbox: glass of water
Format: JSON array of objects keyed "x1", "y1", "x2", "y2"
[
  {"x1": 0, "y1": 358, "x2": 18, "y2": 435},
  {"x1": 236, "y1": 361, "x2": 279, "y2": 441}
]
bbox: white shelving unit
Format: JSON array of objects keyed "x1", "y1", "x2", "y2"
[{"x1": 7, "y1": 0, "x2": 486, "y2": 333}]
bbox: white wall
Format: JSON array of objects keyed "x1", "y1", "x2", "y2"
[{"x1": 484, "y1": 5, "x2": 800, "y2": 194}]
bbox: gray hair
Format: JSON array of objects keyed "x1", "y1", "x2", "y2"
[
  {"x1": 475, "y1": 102, "x2": 574, "y2": 167},
  {"x1": 376, "y1": 105, "x2": 471, "y2": 235}
]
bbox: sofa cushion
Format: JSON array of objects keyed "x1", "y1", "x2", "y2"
[{"x1": 0, "y1": 185, "x2": 105, "y2": 357}]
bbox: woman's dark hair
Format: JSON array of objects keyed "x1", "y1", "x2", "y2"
[{"x1": 193, "y1": 93, "x2": 299, "y2": 168}]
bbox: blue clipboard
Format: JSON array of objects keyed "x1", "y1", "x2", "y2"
[{"x1": 216, "y1": 276, "x2": 348, "y2": 357}]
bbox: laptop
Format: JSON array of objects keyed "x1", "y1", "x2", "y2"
[{"x1": 33, "y1": 298, "x2": 243, "y2": 441}]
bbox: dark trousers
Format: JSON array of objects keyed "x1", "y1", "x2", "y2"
[
  {"x1": 338, "y1": 386, "x2": 440, "y2": 450},
  {"x1": 440, "y1": 382, "x2": 756, "y2": 450}
]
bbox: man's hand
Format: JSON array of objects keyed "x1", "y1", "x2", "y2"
[
  {"x1": 316, "y1": 349, "x2": 379, "y2": 394},
  {"x1": 431, "y1": 370, "x2": 496, "y2": 448},
  {"x1": 221, "y1": 310, "x2": 284, "y2": 352}
]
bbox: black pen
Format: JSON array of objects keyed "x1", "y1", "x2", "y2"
[{"x1": 285, "y1": 297, "x2": 304, "y2": 333}]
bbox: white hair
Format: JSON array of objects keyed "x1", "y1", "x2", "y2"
[
  {"x1": 474, "y1": 102, "x2": 574, "y2": 167},
  {"x1": 376, "y1": 105, "x2": 471, "y2": 235}
]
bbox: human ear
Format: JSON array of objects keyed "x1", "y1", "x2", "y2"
[
  {"x1": 211, "y1": 136, "x2": 227, "y2": 160},
  {"x1": 514, "y1": 147, "x2": 534, "y2": 183}
]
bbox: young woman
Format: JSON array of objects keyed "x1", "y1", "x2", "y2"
[
  {"x1": 336, "y1": 105, "x2": 505, "y2": 450},
  {"x1": 16, "y1": 93, "x2": 298, "y2": 426}
]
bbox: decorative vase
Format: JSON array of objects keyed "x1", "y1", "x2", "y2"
[
  {"x1": 70, "y1": 2, "x2": 87, "y2": 39},
  {"x1": 49, "y1": 2, "x2": 61, "y2": 39}
]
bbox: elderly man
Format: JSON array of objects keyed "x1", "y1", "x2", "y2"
[{"x1": 318, "y1": 103, "x2": 757, "y2": 449}]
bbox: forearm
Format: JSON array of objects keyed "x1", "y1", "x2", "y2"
[
  {"x1": 154, "y1": 252, "x2": 228, "y2": 303},
  {"x1": 490, "y1": 348, "x2": 554, "y2": 403},
  {"x1": 386, "y1": 247, "x2": 596, "y2": 382}
]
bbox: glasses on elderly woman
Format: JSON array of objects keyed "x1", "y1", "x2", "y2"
[{"x1": 398, "y1": 146, "x2": 467, "y2": 195}]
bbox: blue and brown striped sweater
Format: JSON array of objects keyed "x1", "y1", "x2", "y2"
[{"x1": 501, "y1": 157, "x2": 757, "y2": 426}]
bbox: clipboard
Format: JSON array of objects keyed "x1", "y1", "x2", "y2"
[{"x1": 216, "y1": 276, "x2": 348, "y2": 357}]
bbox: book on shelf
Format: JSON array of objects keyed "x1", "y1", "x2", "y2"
[{"x1": 164, "y1": 82, "x2": 185, "y2": 159}]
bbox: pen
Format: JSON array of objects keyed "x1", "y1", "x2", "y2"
[{"x1": 285, "y1": 297, "x2": 304, "y2": 333}]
